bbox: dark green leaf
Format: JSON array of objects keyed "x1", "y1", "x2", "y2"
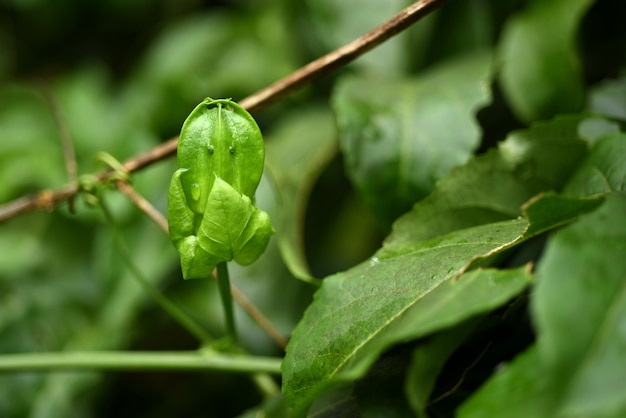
[
  {"x1": 405, "y1": 319, "x2": 480, "y2": 417},
  {"x1": 282, "y1": 251, "x2": 537, "y2": 412},
  {"x1": 265, "y1": 107, "x2": 338, "y2": 283},
  {"x1": 355, "y1": 348, "x2": 414, "y2": 418},
  {"x1": 532, "y1": 194, "x2": 626, "y2": 417},
  {"x1": 386, "y1": 115, "x2": 589, "y2": 245},
  {"x1": 460, "y1": 194, "x2": 626, "y2": 417},
  {"x1": 497, "y1": 0, "x2": 594, "y2": 122},
  {"x1": 333, "y1": 52, "x2": 492, "y2": 225},
  {"x1": 457, "y1": 346, "x2": 549, "y2": 418}
]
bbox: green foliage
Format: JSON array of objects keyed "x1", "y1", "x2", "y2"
[
  {"x1": 459, "y1": 194, "x2": 626, "y2": 418},
  {"x1": 497, "y1": 0, "x2": 594, "y2": 122},
  {"x1": 1, "y1": 0, "x2": 625, "y2": 417},
  {"x1": 333, "y1": 51, "x2": 493, "y2": 225}
]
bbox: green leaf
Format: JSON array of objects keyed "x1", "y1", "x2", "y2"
[
  {"x1": 564, "y1": 132, "x2": 626, "y2": 196},
  {"x1": 197, "y1": 177, "x2": 273, "y2": 267},
  {"x1": 265, "y1": 107, "x2": 338, "y2": 283},
  {"x1": 282, "y1": 190, "x2": 603, "y2": 412},
  {"x1": 460, "y1": 194, "x2": 626, "y2": 417},
  {"x1": 422, "y1": 0, "x2": 495, "y2": 63},
  {"x1": 169, "y1": 175, "x2": 273, "y2": 280},
  {"x1": 588, "y1": 73, "x2": 626, "y2": 121},
  {"x1": 497, "y1": 0, "x2": 594, "y2": 122},
  {"x1": 533, "y1": 194, "x2": 626, "y2": 417},
  {"x1": 386, "y1": 115, "x2": 589, "y2": 245},
  {"x1": 237, "y1": 394, "x2": 290, "y2": 418},
  {"x1": 354, "y1": 347, "x2": 414, "y2": 418},
  {"x1": 283, "y1": 258, "x2": 534, "y2": 412},
  {"x1": 457, "y1": 346, "x2": 549, "y2": 418},
  {"x1": 333, "y1": 52, "x2": 493, "y2": 225},
  {"x1": 405, "y1": 319, "x2": 480, "y2": 417}
]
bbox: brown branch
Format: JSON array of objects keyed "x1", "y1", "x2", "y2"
[
  {"x1": 239, "y1": 0, "x2": 445, "y2": 113},
  {"x1": 0, "y1": 0, "x2": 446, "y2": 224},
  {"x1": 116, "y1": 180, "x2": 170, "y2": 233},
  {"x1": 230, "y1": 285, "x2": 289, "y2": 350}
]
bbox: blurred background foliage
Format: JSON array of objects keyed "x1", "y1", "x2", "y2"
[{"x1": 0, "y1": 0, "x2": 624, "y2": 416}]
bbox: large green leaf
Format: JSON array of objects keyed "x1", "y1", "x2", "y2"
[
  {"x1": 497, "y1": 0, "x2": 594, "y2": 122},
  {"x1": 459, "y1": 194, "x2": 626, "y2": 417},
  {"x1": 282, "y1": 192, "x2": 603, "y2": 413},
  {"x1": 265, "y1": 107, "x2": 337, "y2": 283},
  {"x1": 533, "y1": 194, "x2": 626, "y2": 416},
  {"x1": 386, "y1": 115, "x2": 589, "y2": 245},
  {"x1": 333, "y1": 52, "x2": 492, "y2": 225},
  {"x1": 564, "y1": 132, "x2": 626, "y2": 196}
]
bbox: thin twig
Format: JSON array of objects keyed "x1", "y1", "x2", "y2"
[
  {"x1": 39, "y1": 82, "x2": 79, "y2": 211},
  {"x1": 230, "y1": 285, "x2": 289, "y2": 350},
  {"x1": 115, "y1": 180, "x2": 169, "y2": 233},
  {"x1": 0, "y1": 0, "x2": 446, "y2": 223},
  {"x1": 239, "y1": 0, "x2": 445, "y2": 113}
]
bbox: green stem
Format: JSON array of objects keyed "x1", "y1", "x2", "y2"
[
  {"x1": 0, "y1": 351, "x2": 281, "y2": 374},
  {"x1": 216, "y1": 262, "x2": 237, "y2": 343},
  {"x1": 99, "y1": 198, "x2": 213, "y2": 345}
]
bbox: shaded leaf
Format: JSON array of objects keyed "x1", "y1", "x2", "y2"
[
  {"x1": 265, "y1": 107, "x2": 338, "y2": 283},
  {"x1": 533, "y1": 194, "x2": 626, "y2": 417},
  {"x1": 459, "y1": 194, "x2": 626, "y2": 417},
  {"x1": 497, "y1": 0, "x2": 593, "y2": 122},
  {"x1": 237, "y1": 394, "x2": 290, "y2": 418},
  {"x1": 354, "y1": 347, "x2": 414, "y2": 418},
  {"x1": 307, "y1": 384, "x2": 359, "y2": 418},
  {"x1": 457, "y1": 346, "x2": 549, "y2": 418},
  {"x1": 333, "y1": 52, "x2": 492, "y2": 225},
  {"x1": 386, "y1": 115, "x2": 589, "y2": 245},
  {"x1": 405, "y1": 319, "x2": 480, "y2": 417}
]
